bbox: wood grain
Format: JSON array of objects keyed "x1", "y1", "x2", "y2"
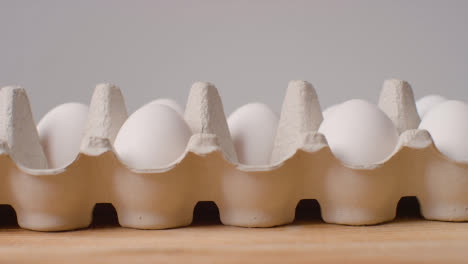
[{"x1": 0, "y1": 200, "x2": 467, "y2": 263}]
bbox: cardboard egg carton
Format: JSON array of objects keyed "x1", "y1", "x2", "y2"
[{"x1": 0, "y1": 80, "x2": 466, "y2": 232}]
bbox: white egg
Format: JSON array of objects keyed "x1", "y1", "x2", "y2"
[
  {"x1": 228, "y1": 103, "x2": 278, "y2": 165},
  {"x1": 419, "y1": 100, "x2": 468, "y2": 162},
  {"x1": 143, "y1": 98, "x2": 184, "y2": 116},
  {"x1": 318, "y1": 99, "x2": 399, "y2": 166},
  {"x1": 416, "y1": 94, "x2": 447, "y2": 119},
  {"x1": 37, "y1": 103, "x2": 89, "y2": 169},
  {"x1": 114, "y1": 103, "x2": 191, "y2": 169},
  {"x1": 322, "y1": 104, "x2": 340, "y2": 120}
]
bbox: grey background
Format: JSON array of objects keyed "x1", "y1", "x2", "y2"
[{"x1": 1, "y1": 0, "x2": 467, "y2": 120}]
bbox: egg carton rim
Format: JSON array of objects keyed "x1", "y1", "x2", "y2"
[{"x1": 2, "y1": 128, "x2": 466, "y2": 177}]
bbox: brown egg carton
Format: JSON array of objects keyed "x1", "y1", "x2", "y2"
[{"x1": 0, "y1": 80, "x2": 466, "y2": 231}]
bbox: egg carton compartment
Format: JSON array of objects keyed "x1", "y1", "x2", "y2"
[{"x1": 0, "y1": 80, "x2": 467, "y2": 231}]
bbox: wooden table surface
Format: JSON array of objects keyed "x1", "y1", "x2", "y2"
[{"x1": 0, "y1": 199, "x2": 467, "y2": 263}]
